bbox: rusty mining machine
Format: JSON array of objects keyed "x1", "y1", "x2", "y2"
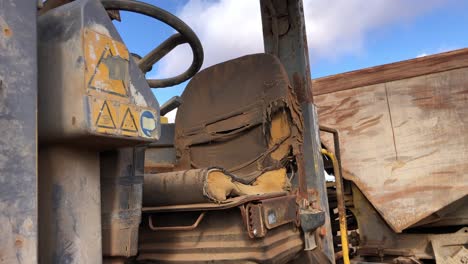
[{"x1": 0, "y1": 0, "x2": 467, "y2": 263}]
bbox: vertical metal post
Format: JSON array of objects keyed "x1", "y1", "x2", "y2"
[
  {"x1": 39, "y1": 147, "x2": 102, "y2": 264},
  {"x1": 260, "y1": 0, "x2": 335, "y2": 262},
  {"x1": 0, "y1": 1, "x2": 38, "y2": 263},
  {"x1": 101, "y1": 148, "x2": 144, "y2": 262}
]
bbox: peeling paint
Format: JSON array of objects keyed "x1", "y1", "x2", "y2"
[
  {"x1": 129, "y1": 82, "x2": 147, "y2": 107},
  {"x1": 89, "y1": 23, "x2": 110, "y2": 37}
]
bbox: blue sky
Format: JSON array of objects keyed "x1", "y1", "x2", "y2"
[{"x1": 113, "y1": 0, "x2": 468, "y2": 116}]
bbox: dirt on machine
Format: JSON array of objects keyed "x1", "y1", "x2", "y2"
[{"x1": 0, "y1": 0, "x2": 466, "y2": 263}]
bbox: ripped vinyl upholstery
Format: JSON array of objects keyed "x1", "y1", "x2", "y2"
[{"x1": 173, "y1": 54, "x2": 304, "y2": 184}]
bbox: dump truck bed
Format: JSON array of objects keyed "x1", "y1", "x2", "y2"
[{"x1": 313, "y1": 49, "x2": 468, "y2": 232}]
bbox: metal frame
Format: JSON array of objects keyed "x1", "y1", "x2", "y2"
[
  {"x1": 260, "y1": 0, "x2": 335, "y2": 262},
  {"x1": 0, "y1": 1, "x2": 38, "y2": 263}
]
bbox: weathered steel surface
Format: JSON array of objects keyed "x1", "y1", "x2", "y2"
[
  {"x1": 145, "y1": 124, "x2": 176, "y2": 173},
  {"x1": 143, "y1": 168, "x2": 211, "y2": 206},
  {"x1": 349, "y1": 185, "x2": 468, "y2": 261},
  {"x1": 315, "y1": 65, "x2": 468, "y2": 232},
  {"x1": 38, "y1": 0, "x2": 160, "y2": 146},
  {"x1": 101, "y1": 148, "x2": 143, "y2": 258},
  {"x1": 39, "y1": 147, "x2": 102, "y2": 264},
  {"x1": 149, "y1": 212, "x2": 206, "y2": 231},
  {"x1": 0, "y1": 1, "x2": 38, "y2": 263},
  {"x1": 312, "y1": 48, "x2": 468, "y2": 96},
  {"x1": 261, "y1": 0, "x2": 335, "y2": 261},
  {"x1": 142, "y1": 192, "x2": 287, "y2": 213},
  {"x1": 261, "y1": 195, "x2": 298, "y2": 230},
  {"x1": 138, "y1": 208, "x2": 303, "y2": 263},
  {"x1": 430, "y1": 227, "x2": 468, "y2": 264}
]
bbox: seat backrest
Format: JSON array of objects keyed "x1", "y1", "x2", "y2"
[{"x1": 174, "y1": 54, "x2": 303, "y2": 184}]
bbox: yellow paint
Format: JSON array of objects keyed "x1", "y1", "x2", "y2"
[
  {"x1": 321, "y1": 149, "x2": 350, "y2": 264},
  {"x1": 84, "y1": 29, "x2": 129, "y2": 99},
  {"x1": 91, "y1": 97, "x2": 158, "y2": 138},
  {"x1": 160, "y1": 116, "x2": 169, "y2": 124},
  {"x1": 92, "y1": 98, "x2": 118, "y2": 134},
  {"x1": 119, "y1": 105, "x2": 139, "y2": 137},
  {"x1": 83, "y1": 29, "x2": 160, "y2": 139},
  {"x1": 269, "y1": 112, "x2": 291, "y2": 160}
]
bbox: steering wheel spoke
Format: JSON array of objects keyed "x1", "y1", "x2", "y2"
[
  {"x1": 139, "y1": 33, "x2": 187, "y2": 73},
  {"x1": 101, "y1": 0, "x2": 204, "y2": 88}
]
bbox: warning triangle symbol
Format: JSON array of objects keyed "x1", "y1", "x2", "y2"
[
  {"x1": 88, "y1": 46, "x2": 128, "y2": 97},
  {"x1": 120, "y1": 107, "x2": 138, "y2": 132},
  {"x1": 96, "y1": 101, "x2": 116, "y2": 129}
]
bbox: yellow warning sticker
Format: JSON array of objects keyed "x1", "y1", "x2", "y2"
[
  {"x1": 84, "y1": 29, "x2": 130, "y2": 98},
  {"x1": 92, "y1": 99, "x2": 118, "y2": 134},
  {"x1": 119, "y1": 105, "x2": 139, "y2": 137},
  {"x1": 89, "y1": 96, "x2": 157, "y2": 139}
]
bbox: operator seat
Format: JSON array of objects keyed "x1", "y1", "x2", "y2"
[
  {"x1": 144, "y1": 53, "x2": 304, "y2": 205},
  {"x1": 175, "y1": 54, "x2": 303, "y2": 182},
  {"x1": 140, "y1": 53, "x2": 328, "y2": 264}
]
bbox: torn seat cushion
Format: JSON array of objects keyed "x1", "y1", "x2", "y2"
[{"x1": 174, "y1": 54, "x2": 303, "y2": 184}]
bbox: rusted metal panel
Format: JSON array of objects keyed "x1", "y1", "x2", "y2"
[
  {"x1": 430, "y1": 227, "x2": 468, "y2": 263},
  {"x1": 0, "y1": 1, "x2": 38, "y2": 263},
  {"x1": 149, "y1": 212, "x2": 206, "y2": 231},
  {"x1": 142, "y1": 192, "x2": 287, "y2": 213},
  {"x1": 260, "y1": 1, "x2": 335, "y2": 261},
  {"x1": 261, "y1": 195, "x2": 298, "y2": 230},
  {"x1": 261, "y1": 0, "x2": 313, "y2": 104},
  {"x1": 350, "y1": 185, "x2": 436, "y2": 261},
  {"x1": 246, "y1": 203, "x2": 268, "y2": 238},
  {"x1": 138, "y1": 208, "x2": 303, "y2": 263},
  {"x1": 316, "y1": 66, "x2": 468, "y2": 232},
  {"x1": 312, "y1": 48, "x2": 468, "y2": 96},
  {"x1": 241, "y1": 195, "x2": 299, "y2": 239}
]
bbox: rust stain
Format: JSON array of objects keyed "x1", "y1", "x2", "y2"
[
  {"x1": 390, "y1": 159, "x2": 406, "y2": 172},
  {"x1": 292, "y1": 72, "x2": 312, "y2": 103},
  {"x1": 413, "y1": 95, "x2": 451, "y2": 110},
  {"x1": 431, "y1": 170, "x2": 456, "y2": 176},
  {"x1": 404, "y1": 150, "x2": 438, "y2": 164},
  {"x1": 317, "y1": 97, "x2": 360, "y2": 118},
  {"x1": 3, "y1": 27, "x2": 12, "y2": 37},
  {"x1": 341, "y1": 168, "x2": 375, "y2": 193},
  {"x1": 14, "y1": 238, "x2": 23, "y2": 248},
  {"x1": 340, "y1": 114, "x2": 382, "y2": 136},
  {"x1": 335, "y1": 108, "x2": 359, "y2": 123},
  {"x1": 383, "y1": 178, "x2": 397, "y2": 185},
  {"x1": 394, "y1": 120, "x2": 408, "y2": 128},
  {"x1": 358, "y1": 115, "x2": 383, "y2": 128},
  {"x1": 373, "y1": 185, "x2": 456, "y2": 203},
  {"x1": 454, "y1": 89, "x2": 468, "y2": 95}
]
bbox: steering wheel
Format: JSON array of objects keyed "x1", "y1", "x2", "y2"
[{"x1": 101, "y1": 0, "x2": 204, "y2": 88}]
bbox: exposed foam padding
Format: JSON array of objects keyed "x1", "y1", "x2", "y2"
[
  {"x1": 206, "y1": 168, "x2": 290, "y2": 202},
  {"x1": 174, "y1": 54, "x2": 304, "y2": 184},
  {"x1": 269, "y1": 111, "x2": 292, "y2": 161},
  {"x1": 143, "y1": 168, "x2": 290, "y2": 206}
]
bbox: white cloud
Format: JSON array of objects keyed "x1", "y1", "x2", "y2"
[
  {"x1": 416, "y1": 45, "x2": 460, "y2": 58},
  {"x1": 164, "y1": 108, "x2": 177, "y2": 123},
  {"x1": 417, "y1": 53, "x2": 428, "y2": 58},
  {"x1": 154, "y1": 0, "x2": 446, "y2": 79}
]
